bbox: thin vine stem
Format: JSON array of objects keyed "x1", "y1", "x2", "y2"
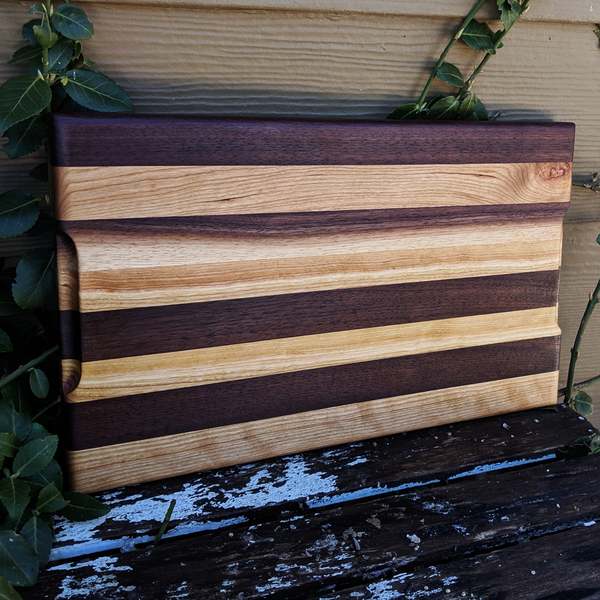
[
  {"x1": 416, "y1": 0, "x2": 488, "y2": 107},
  {"x1": 32, "y1": 396, "x2": 61, "y2": 421},
  {"x1": 558, "y1": 372, "x2": 600, "y2": 398},
  {"x1": 564, "y1": 278, "x2": 600, "y2": 404},
  {"x1": 0, "y1": 345, "x2": 59, "y2": 390}
]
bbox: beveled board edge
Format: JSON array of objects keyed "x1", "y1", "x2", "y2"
[{"x1": 49, "y1": 114, "x2": 576, "y2": 167}]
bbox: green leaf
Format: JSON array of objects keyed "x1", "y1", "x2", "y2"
[
  {"x1": 387, "y1": 103, "x2": 422, "y2": 120},
  {"x1": 20, "y1": 516, "x2": 51, "y2": 568},
  {"x1": 0, "y1": 191, "x2": 40, "y2": 239},
  {"x1": 23, "y1": 460, "x2": 62, "y2": 492},
  {"x1": 466, "y1": 98, "x2": 489, "y2": 121},
  {"x1": 0, "y1": 435, "x2": 19, "y2": 460},
  {"x1": 60, "y1": 492, "x2": 110, "y2": 521},
  {"x1": 0, "y1": 76, "x2": 52, "y2": 134},
  {"x1": 7, "y1": 45, "x2": 42, "y2": 65},
  {"x1": 462, "y1": 20, "x2": 495, "y2": 52},
  {"x1": 596, "y1": 233, "x2": 600, "y2": 246},
  {"x1": 33, "y1": 20, "x2": 58, "y2": 51},
  {"x1": 52, "y1": 4, "x2": 94, "y2": 41},
  {"x1": 12, "y1": 436, "x2": 58, "y2": 477},
  {"x1": 0, "y1": 405, "x2": 31, "y2": 443},
  {"x1": 28, "y1": 3, "x2": 46, "y2": 15},
  {"x1": 28, "y1": 369, "x2": 49, "y2": 400},
  {"x1": 0, "y1": 293, "x2": 20, "y2": 317},
  {"x1": 63, "y1": 69, "x2": 133, "y2": 112},
  {"x1": 0, "y1": 576, "x2": 23, "y2": 600},
  {"x1": 0, "y1": 479, "x2": 29, "y2": 521},
  {"x1": 458, "y1": 92, "x2": 479, "y2": 120},
  {"x1": 25, "y1": 423, "x2": 48, "y2": 443},
  {"x1": 595, "y1": 29, "x2": 600, "y2": 41},
  {"x1": 0, "y1": 332, "x2": 11, "y2": 354},
  {"x1": 36, "y1": 483, "x2": 68, "y2": 513},
  {"x1": 0, "y1": 531, "x2": 38, "y2": 587},
  {"x1": 1, "y1": 381, "x2": 32, "y2": 415},
  {"x1": 427, "y1": 96, "x2": 461, "y2": 120},
  {"x1": 27, "y1": 56, "x2": 43, "y2": 78},
  {"x1": 48, "y1": 36, "x2": 74, "y2": 72},
  {"x1": 2, "y1": 116, "x2": 46, "y2": 159},
  {"x1": 22, "y1": 20, "x2": 41, "y2": 46},
  {"x1": 498, "y1": 2, "x2": 521, "y2": 31},
  {"x1": 12, "y1": 249, "x2": 55, "y2": 310},
  {"x1": 573, "y1": 390, "x2": 594, "y2": 417},
  {"x1": 436, "y1": 63, "x2": 465, "y2": 88}
]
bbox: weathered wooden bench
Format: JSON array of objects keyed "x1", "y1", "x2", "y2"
[{"x1": 21, "y1": 405, "x2": 600, "y2": 598}]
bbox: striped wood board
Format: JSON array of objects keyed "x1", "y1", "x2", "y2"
[{"x1": 51, "y1": 115, "x2": 575, "y2": 492}]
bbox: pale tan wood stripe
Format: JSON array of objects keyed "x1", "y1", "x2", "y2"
[
  {"x1": 54, "y1": 163, "x2": 571, "y2": 221},
  {"x1": 72, "y1": 219, "x2": 563, "y2": 311},
  {"x1": 66, "y1": 371, "x2": 559, "y2": 492},
  {"x1": 66, "y1": 307, "x2": 560, "y2": 403}
]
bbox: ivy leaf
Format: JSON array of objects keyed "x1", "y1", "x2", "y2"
[
  {"x1": 498, "y1": 2, "x2": 521, "y2": 31},
  {"x1": 466, "y1": 98, "x2": 489, "y2": 121},
  {"x1": 52, "y1": 4, "x2": 94, "y2": 41},
  {"x1": 2, "y1": 116, "x2": 46, "y2": 159},
  {"x1": 33, "y1": 18, "x2": 58, "y2": 51},
  {"x1": 28, "y1": 3, "x2": 46, "y2": 15},
  {"x1": 7, "y1": 45, "x2": 42, "y2": 65},
  {"x1": 0, "y1": 331, "x2": 11, "y2": 354},
  {"x1": 0, "y1": 435, "x2": 19, "y2": 460},
  {"x1": 63, "y1": 69, "x2": 133, "y2": 112},
  {"x1": 0, "y1": 576, "x2": 23, "y2": 600},
  {"x1": 427, "y1": 95, "x2": 461, "y2": 120},
  {"x1": 436, "y1": 63, "x2": 465, "y2": 88},
  {"x1": 12, "y1": 436, "x2": 58, "y2": 477},
  {"x1": 458, "y1": 92, "x2": 479, "y2": 120},
  {"x1": 1, "y1": 381, "x2": 32, "y2": 415},
  {"x1": 28, "y1": 369, "x2": 49, "y2": 400},
  {"x1": 36, "y1": 483, "x2": 68, "y2": 513},
  {"x1": 462, "y1": 20, "x2": 495, "y2": 52},
  {"x1": 23, "y1": 460, "x2": 62, "y2": 492},
  {"x1": 12, "y1": 249, "x2": 55, "y2": 310},
  {"x1": 0, "y1": 405, "x2": 31, "y2": 443},
  {"x1": 0, "y1": 531, "x2": 38, "y2": 587},
  {"x1": 0, "y1": 293, "x2": 20, "y2": 317},
  {"x1": 0, "y1": 479, "x2": 29, "y2": 521},
  {"x1": 48, "y1": 36, "x2": 74, "y2": 72},
  {"x1": 60, "y1": 492, "x2": 110, "y2": 521},
  {"x1": 0, "y1": 191, "x2": 40, "y2": 239},
  {"x1": 25, "y1": 423, "x2": 49, "y2": 443},
  {"x1": 0, "y1": 76, "x2": 52, "y2": 134},
  {"x1": 22, "y1": 20, "x2": 41, "y2": 46},
  {"x1": 20, "y1": 516, "x2": 52, "y2": 568},
  {"x1": 387, "y1": 103, "x2": 422, "y2": 120},
  {"x1": 573, "y1": 390, "x2": 594, "y2": 417}
]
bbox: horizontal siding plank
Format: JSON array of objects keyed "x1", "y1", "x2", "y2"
[{"x1": 66, "y1": 371, "x2": 560, "y2": 492}]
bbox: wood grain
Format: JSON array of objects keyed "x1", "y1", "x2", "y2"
[
  {"x1": 50, "y1": 116, "x2": 575, "y2": 167},
  {"x1": 74, "y1": 271, "x2": 560, "y2": 362},
  {"x1": 65, "y1": 371, "x2": 559, "y2": 492},
  {"x1": 66, "y1": 337, "x2": 560, "y2": 449},
  {"x1": 69, "y1": 219, "x2": 564, "y2": 311},
  {"x1": 54, "y1": 162, "x2": 572, "y2": 220},
  {"x1": 66, "y1": 307, "x2": 560, "y2": 403}
]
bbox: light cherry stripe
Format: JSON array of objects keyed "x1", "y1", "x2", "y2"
[
  {"x1": 54, "y1": 162, "x2": 572, "y2": 221},
  {"x1": 66, "y1": 220, "x2": 563, "y2": 312},
  {"x1": 65, "y1": 307, "x2": 560, "y2": 403},
  {"x1": 66, "y1": 371, "x2": 559, "y2": 492}
]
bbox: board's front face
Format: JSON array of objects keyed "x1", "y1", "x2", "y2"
[{"x1": 52, "y1": 116, "x2": 574, "y2": 492}]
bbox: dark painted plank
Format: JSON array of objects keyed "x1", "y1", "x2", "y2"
[
  {"x1": 52, "y1": 406, "x2": 595, "y2": 556},
  {"x1": 70, "y1": 271, "x2": 560, "y2": 361},
  {"x1": 67, "y1": 337, "x2": 560, "y2": 449},
  {"x1": 322, "y1": 522, "x2": 600, "y2": 600},
  {"x1": 50, "y1": 114, "x2": 575, "y2": 167},
  {"x1": 59, "y1": 203, "x2": 570, "y2": 239},
  {"x1": 26, "y1": 452, "x2": 600, "y2": 599}
]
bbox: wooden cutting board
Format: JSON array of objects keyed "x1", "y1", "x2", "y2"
[{"x1": 51, "y1": 115, "x2": 575, "y2": 492}]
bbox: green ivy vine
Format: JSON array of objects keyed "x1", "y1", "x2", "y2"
[{"x1": 0, "y1": 1, "x2": 133, "y2": 597}]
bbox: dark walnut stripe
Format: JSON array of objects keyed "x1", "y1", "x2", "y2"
[
  {"x1": 50, "y1": 114, "x2": 575, "y2": 167},
  {"x1": 66, "y1": 337, "x2": 560, "y2": 450},
  {"x1": 59, "y1": 203, "x2": 570, "y2": 239},
  {"x1": 68, "y1": 271, "x2": 560, "y2": 362}
]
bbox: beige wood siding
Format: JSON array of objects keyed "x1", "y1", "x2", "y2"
[{"x1": 2, "y1": 0, "x2": 600, "y2": 426}]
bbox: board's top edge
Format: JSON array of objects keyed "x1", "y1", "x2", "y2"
[{"x1": 49, "y1": 113, "x2": 576, "y2": 167}]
